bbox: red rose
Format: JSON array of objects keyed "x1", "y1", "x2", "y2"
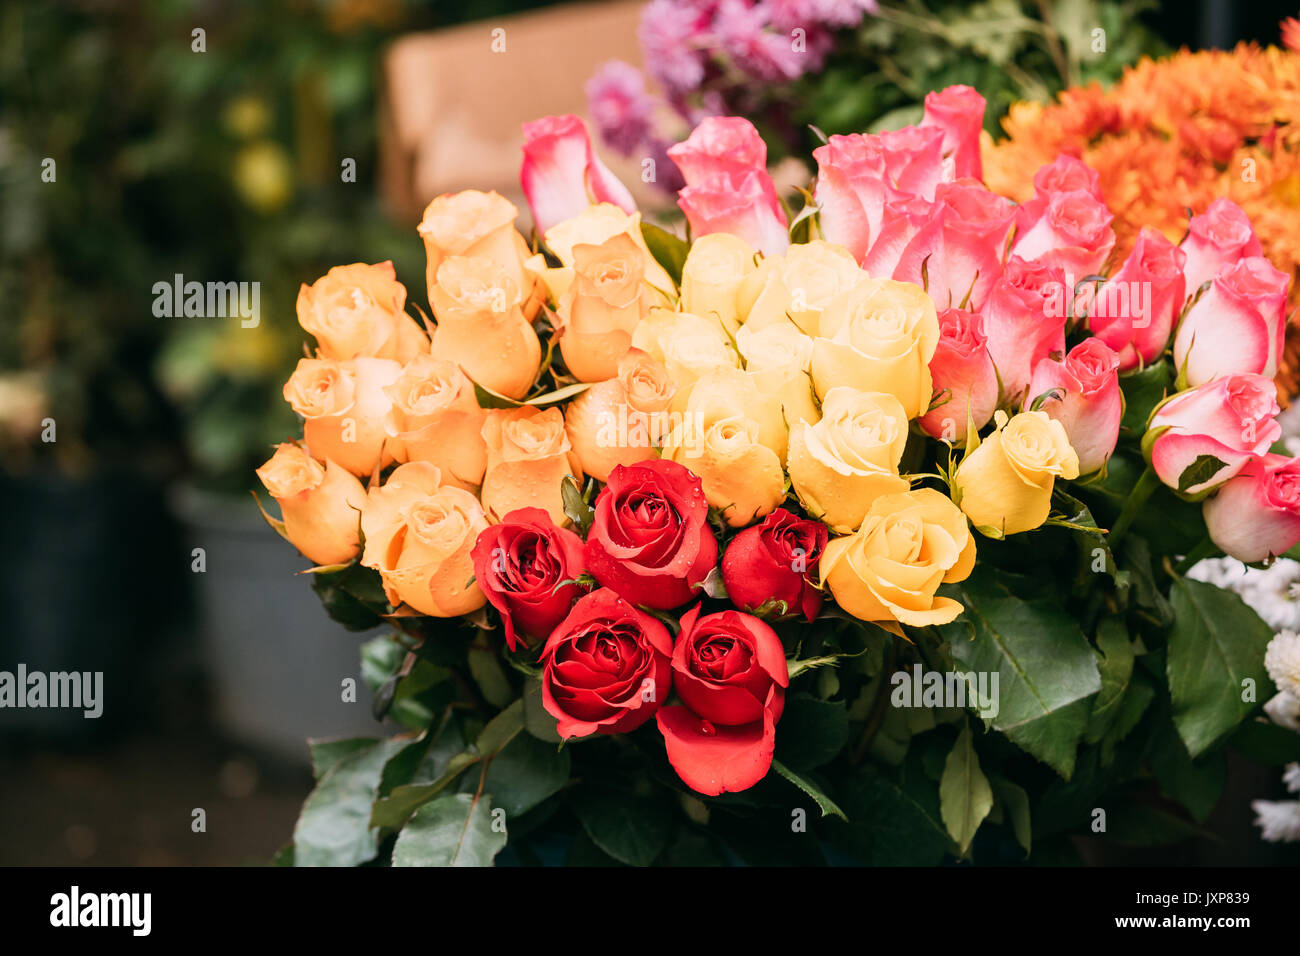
[
  {"x1": 583, "y1": 458, "x2": 718, "y2": 610},
  {"x1": 720, "y1": 509, "x2": 828, "y2": 621},
  {"x1": 656, "y1": 606, "x2": 789, "y2": 796},
  {"x1": 470, "y1": 507, "x2": 587, "y2": 651},
  {"x1": 539, "y1": 588, "x2": 673, "y2": 738}
]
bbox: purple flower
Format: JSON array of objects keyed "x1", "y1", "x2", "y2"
[
  {"x1": 586, "y1": 60, "x2": 656, "y2": 156},
  {"x1": 640, "y1": 0, "x2": 710, "y2": 96},
  {"x1": 711, "y1": 0, "x2": 809, "y2": 83},
  {"x1": 766, "y1": 0, "x2": 877, "y2": 31}
]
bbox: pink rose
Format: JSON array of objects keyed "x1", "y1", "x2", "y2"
[
  {"x1": 668, "y1": 116, "x2": 770, "y2": 183},
  {"x1": 877, "y1": 125, "x2": 949, "y2": 200},
  {"x1": 1203, "y1": 454, "x2": 1300, "y2": 562},
  {"x1": 918, "y1": 307, "x2": 998, "y2": 441},
  {"x1": 1181, "y1": 198, "x2": 1263, "y2": 295},
  {"x1": 1147, "y1": 373, "x2": 1281, "y2": 494},
  {"x1": 1014, "y1": 155, "x2": 1103, "y2": 237},
  {"x1": 1012, "y1": 188, "x2": 1115, "y2": 276},
  {"x1": 1026, "y1": 337, "x2": 1122, "y2": 474},
  {"x1": 1088, "y1": 227, "x2": 1187, "y2": 371},
  {"x1": 677, "y1": 168, "x2": 790, "y2": 256},
  {"x1": 980, "y1": 255, "x2": 1069, "y2": 404},
  {"x1": 1172, "y1": 256, "x2": 1289, "y2": 387},
  {"x1": 520, "y1": 114, "x2": 637, "y2": 235},
  {"x1": 920, "y1": 84, "x2": 986, "y2": 180}
]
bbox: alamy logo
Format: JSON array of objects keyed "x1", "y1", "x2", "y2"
[
  {"x1": 0, "y1": 664, "x2": 102, "y2": 718},
  {"x1": 50, "y1": 886, "x2": 151, "y2": 936},
  {"x1": 152, "y1": 273, "x2": 260, "y2": 327},
  {"x1": 890, "y1": 664, "x2": 999, "y2": 719}
]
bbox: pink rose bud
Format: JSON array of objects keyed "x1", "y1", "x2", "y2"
[
  {"x1": 980, "y1": 255, "x2": 1069, "y2": 404},
  {"x1": 1204, "y1": 454, "x2": 1300, "y2": 562},
  {"x1": 1026, "y1": 337, "x2": 1122, "y2": 474},
  {"x1": 1172, "y1": 256, "x2": 1289, "y2": 387},
  {"x1": 1181, "y1": 198, "x2": 1263, "y2": 295},
  {"x1": 1014, "y1": 154, "x2": 1103, "y2": 237},
  {"x1": 921, "y1": 84, "x2": 987, "y2": 180},
  {"x1": 919, "y1": 308, "x2": 998, "y2": 441},
  {"x1": 1012, "y1": 188, "x2": 1115, "y2": 277},
  {"x1": 668, "y1": 115, "x2": 770, "y2": 183},
  {"x1": 520, "y1": 114, "x2": 637, "y2": 235},
  {"x1": 1088, "y1": 227, "x2": 1187, "y2": 371},
  {"x1": 1147, "y1": 373, "x2": 1281, "y2": 494}
]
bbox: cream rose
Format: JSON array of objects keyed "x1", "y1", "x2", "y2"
[
  {"x1": 295, "y1": 261, "x2": 427, "y2": 364},
  {"x1": 480, "y1": 406, "x2": 584, "y2": 526},
  {"x1": 282, "y1": 356, "x2": 401, "y2": 477},
  {"x1": 383, "y1": 355, "x2": 487, "y2": 490},
  {"x1": 740, "y1": 240, "x2": 867, "y2": 336},
  {"x1": 680, "y1": 232, "x2": 758, "y2": 336}
]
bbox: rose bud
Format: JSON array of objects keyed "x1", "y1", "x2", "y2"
[
  {"x1": 1013, "y1": 154, "x2": 1103, "y2": 239},
  {"x1": 470, "y1": 508, "x2": 588, "y2": 651},
  {"x1": 1025, "y1": 337, "x2": 1122, "y2": 475},
  {"x1": 1172, "y1": 256, "x2": 1289, "y2": 387},
  {"x1": 540, "y1": 588, "x2": 673, "y2": 738},
  {"x1": 680, "y1": 232, "x2": 759, "y2": 337},
  {"x1": 542, "y1": 203, "x2": 676, "y2": 300},
  {"x1": 741, "y1": 240, "x2": 866, "y2": 337},
  {"x1": 953, "y1": 410, "x2": 1079, "y2": 535},
  {"x1": 720, "y1": 508, "x2": 829, "y2": 621},
  {"x1": 1011, "y1": 188, "x2": 1115, "y2": 277},
  {"x1": 554, "y1": 231, "x2": 651, "y2": 382},
  {"x1": 1203, "y1": 455, "x2": 1300, "y2": 563},
  {"x1": 979, "y1": 255, "x2": 1069, "y2": 405},
  {"x1": 822, "y1": 488, "x2": 976, "y2": 625},
  {"x1": 1146, "y1": 373, "x2": 1280, "y2": 494},
  {"x1": 655, "y1": 606, "x2": 789, "y2": 796},
  {"x1": 360, "y1": 462, "x2": 488, "y2": 617},
  {"x1": 920, "y1": 84, "x2": 986, "y2": 180},
  {"x1": 813, "y1": 132, "x2": 894, "y2": 261},
  {"x1": 918, "y1": 307, "x2": 998, "y2": 442},
  {"x1": 520, "y1": 114, "x2": 637, "y2": 237},
  {"x1": 584, "y1": 458, "x2": 718, "y2": 609},
  {"x1": 1088, "y1": 227, "x2": 1186, "y2": 371},
  {"x1": 565, "y1": 348, "x2": 676, "y2": 482},
  {"x1": 676, "y1": 169, "x2": 790, "y2": 257},
  {"x1": 296, "y1": 261, "x2": 427, "y2": 364},
  {"x1": 383, "y1": 356, "x2": 487, "y2": 490},
  {"x1": 667, "y1": 115, "x2": 771, "y2": 184},
  {"x1": 1181, "y1": 198, "x2": 1263, "y2": 295},
  {"x1": 283, "y1": 356, "x2": 401, "y2": 477},
  {"x1": 256, "y1": 443, "x2": 366, "y2": 566},
  {"x1": 480, "y1": 406, "x2": 583, "y2": 527},
  {"x1": 419, "y1": 190, "x2": 536, "y2": 316}
]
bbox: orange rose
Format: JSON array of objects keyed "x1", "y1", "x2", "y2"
[
  {"x1": 418, "y1": 190, "x2": 537, "y2": 314},
  {"x1": 360, "y1": 462, "x2": 489, "y2": 617},
  {"x1": 295, "y1": 261, "x2": 427, "y2": 363},
  {"x1": 555, "y1": 233, "x2": 652, "y2": 382},
  {"x1": 565, "y1": 348, "x2": 677, "y2": 481},
  {"x1": 255, "y1": 443, "x2": 366, "y2": 566},
  {"x1": 383, "y1": 355, "x2": 487, "y2": 490},
  {"x1": 428, "y1": 255, "x2": 542, "y2": 400},
  {"x1": 480, "y1": 406, "x2": 583, "y2": 526},
  {"x1": 282, "y1": 356, "x2": 401, "y2": 477}
]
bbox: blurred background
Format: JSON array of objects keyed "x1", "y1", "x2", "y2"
[{"x1": 1, "y1": 0, "x2": 1297, "y2": 865}]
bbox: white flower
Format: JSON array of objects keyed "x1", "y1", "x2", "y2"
[
  {"x1": 1252, "y1": 799, "x2": 1300, "y2": 842},
  {"x1": 1284, "y1": 763, "x2": 1300, "y2": 795},
  {"x1": 1264, "y1": 692, "x2": 1300, "y2": 732},
  {"x1": 1265, "y1": 630, "x2": 1300, "y2": 698}
]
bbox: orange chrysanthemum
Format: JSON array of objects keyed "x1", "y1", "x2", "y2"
[{"x1": 984, "y1": 42, "x2": 1300, "y2": 400}]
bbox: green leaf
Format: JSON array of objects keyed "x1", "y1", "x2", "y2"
[
  {"x1": 772, "y1": 760, "x2": 847, "y2": 820},
  {"x1": 391, "y1": 792, "x2": 506, "y2": 866},
  {"x1": 561, "y1": 475, "x2": 594, "y2": 536},
  {"x1": 369, "y1": 753, "x2": 478, "y2": 831},
  {"x1": 989, "y1": 774, "x2": 1031, "y2": 856},
  {"x1": 522, "y1": 676, "x2": 563, "y2": 743},
  {"x1": 468, "y1": 641, "x2": 513, "y2": 708},
  {"x1": 307, "y1": 737, "x2": 377, "y2": 781},
  {"x1": 293, "y1": 738, "x2": 411, "y2": 866},
  {"x1": 1149, "y1": 717, "x2": 1227, "y2": 824},
  {"x1": 640, "y1": 221, "x2": 689, "y2": 287},
  {"x1": 1177, "y1": 454, "x2": 1229, "y2": 493},
  {"x1": 1167, "y1": 578, "x2": 1275, "y2": 757},
  {"x1": 833, "y1": 765, "x2": 950, "y2": 865},
  {"x1": 773, "y1": 695, "x2": 849, "y2": 770},
  {"x1": 1084, "y1": 617, "x2": 1137, "y2": 745},
  {"x1": 1119, "y1": 361, "x2": 1172, "y2": 435},
  {"x1": 1230, "y1": 718, "x2": 1300, "y2": 765},
  {"x1": 939, "y1": 722, "x2": 993, "y2": 855},
  {"x1": 939, "y1": 569, "x2": 1102, "y2": 778},
  {"x1": 569, "y1": 786, "x2": 673, "y2": 866},
  {"x1": 482, "y1": 732, "x2": 571, "y2": 817},
  {"x1": 475, "y1": 699, "x2": 526, "y2": 757}
]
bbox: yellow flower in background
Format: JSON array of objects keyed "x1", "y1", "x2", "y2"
[{"x1": 233, "y1": 141, "x2": 292, "y2": 213}]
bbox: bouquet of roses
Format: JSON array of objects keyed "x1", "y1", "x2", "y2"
[{"x1": 261, "y1": 90, "x2": 1295, "y2": 867}]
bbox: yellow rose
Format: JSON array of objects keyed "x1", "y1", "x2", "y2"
[
  {"x1": 662, "y1": 367, "x2": 787, "y2": 526},
  {"x1": 953, "y1": 410, "x2": 1080, "y2": 535},
  {"x1": 631, "y1": 308, "x2": 739, "y2": 411},
  {"x1": 418, "y1": 190, "x2": 536, "y2": 314},
  {"x1": 680, "y1": 232, "x2": 758, "y2": 336},
  {"x1": 789, "y1": 388, "x2": 911, "y2": 532},
  {"x1": 810, "y1": 278, "x2": 940, "y2": 419},
  {"x1": 821, "y1": 488, "x2": 976, "y2": 627},
  {"x1": 283, "y1": 356, "x2": 401, "y2": 477},
  {"x1": 565, "y1": 349, "x2": 676, "y2": 481},
  {"x1": 555, "y1": 232, "x2": 651, "y2": 382},
  {"x1": 735, "y1": 322, "x2": 820, "y2": 428},
  {"x1": 542, "y1": 203, "x2": 675, "y2": 298},
  {"x1": 480, "y1": 406, "x2": 584, "y2": 526},
  {"x1": 383, "y1": 355, "x2": 487, "y2": 490},
  {"x1": 256, "y1": 443, "x2": 366, "y2": 566},
  {"x1": 296, "y1": 261, "x2": 428, "y2": 364},
  {"x1": 360, "y1": 462, "x2": 488, "y2": 617},
  {"x1": 739, "y1": 240, "x2": 866, "y2": 336},
  {"x1": 428, "y1": 255, "x2": 542, "y2": 400}
]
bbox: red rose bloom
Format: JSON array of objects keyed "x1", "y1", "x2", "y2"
[
  {"x1": 720, "y1": 508, "x2": 828, "y2": 621},
  {"x1": 470, "y1": 507, "x2": 587, "y2": 651},
  {"x1": 540, "y1": 588, "x2": 673, "y2": 738},
  {"x1": 656, "y1": 606, "x2": 789, "y2": 796},
  {"x1": 583, "y1": 458, "x2": 718, "y2": 610}
]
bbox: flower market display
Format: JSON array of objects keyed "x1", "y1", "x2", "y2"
[{"x1": 259, "y1": 89, "x2": 1297, "y2": 867}]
